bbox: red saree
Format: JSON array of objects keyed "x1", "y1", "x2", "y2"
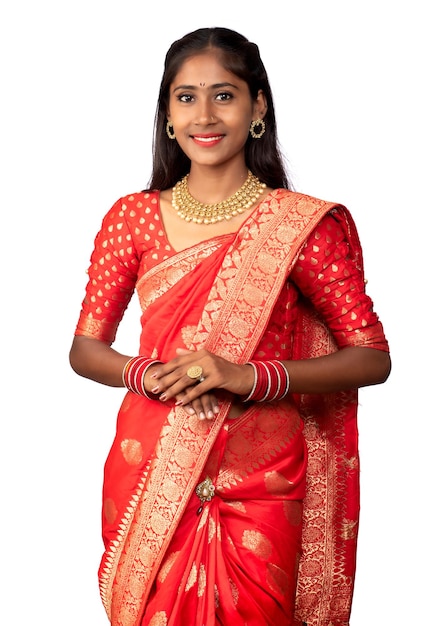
[{"x1": 75, "y1": 189, "x2": 388, "y2": 625}]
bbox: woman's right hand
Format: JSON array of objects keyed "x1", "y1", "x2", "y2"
[
  {"x1": 146, "y1": 348, "x2": 254, "y2": 418},
  {"x1": 143, "y1": 361, "x2": 220, "y2": 420}
]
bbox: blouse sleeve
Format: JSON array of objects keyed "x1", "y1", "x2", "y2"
[
  {"x1": 74, "y1": 198, "x2": 140, "y2": 344},
  {"x1": 290, "y1": 210, "x2": 389, "y2": 351}
]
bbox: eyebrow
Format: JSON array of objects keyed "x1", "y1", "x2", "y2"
[{"x1": 172, "y1": 81, "x2": 239, "y2": 93}]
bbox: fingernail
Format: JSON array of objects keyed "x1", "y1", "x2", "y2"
[
  {"x1": 159, "y1": 393, "x2": 167, "y2": 401},
  {"x1": 151, "y1": 386, "x2": 159, "y2": 394},
  {"x1": 199, "y1": 412, "x2": 206, "y2": 420},
  {"x1": 207, "y1": 410, "x2": 214, "y2": 419}
]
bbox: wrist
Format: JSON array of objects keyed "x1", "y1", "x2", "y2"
[
  {"x1": 122, "y1": 356, "x2": 163, "y2": 399},
  {"x1": 242, "y1": 360, "x2": 290, "y2": 402}
]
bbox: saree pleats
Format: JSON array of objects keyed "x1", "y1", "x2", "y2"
[{"x1": 143, "y1": 402, "x2": 306, "y2": 626}]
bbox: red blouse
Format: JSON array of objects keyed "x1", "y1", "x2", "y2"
[{"x1": 75, "y1": 191, "x2": 389, "y2": 356}]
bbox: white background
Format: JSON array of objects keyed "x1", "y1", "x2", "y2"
[{"x1": 1, "y1": 1, "x2": 437, "y2": 623}]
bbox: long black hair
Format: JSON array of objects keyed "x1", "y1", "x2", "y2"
[{"x1": 146, "y1": 27, "x2": 292, "y2": 191}]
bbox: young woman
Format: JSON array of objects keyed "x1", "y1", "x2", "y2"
[{"x1": 70, "y1": 27, "x2": 390, "y2": 626}]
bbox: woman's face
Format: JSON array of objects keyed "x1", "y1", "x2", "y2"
[{"x1": 167, "y1": 50, "x2": 266, "y2": 170}]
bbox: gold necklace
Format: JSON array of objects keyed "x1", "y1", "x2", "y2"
[{"x1": 172, "y1": 170, "x2": 266, "y2": 224}]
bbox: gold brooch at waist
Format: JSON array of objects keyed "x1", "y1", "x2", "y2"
[{"x1": 195, "y1": 476, "x2": 215, "y2": 515}]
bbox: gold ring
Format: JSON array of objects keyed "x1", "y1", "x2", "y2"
[{"x1": 187, "y1": 365, "x2": 203, "y2": 380}]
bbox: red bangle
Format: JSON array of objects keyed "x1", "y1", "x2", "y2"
[
  {"x1": 122, "y1": 356, "x2": 163, "y2": 399},
  {"x1": 242, "y1": 360, "x2": 290, "y2": 402}
]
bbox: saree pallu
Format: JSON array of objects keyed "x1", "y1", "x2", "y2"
[{"x1": 96, "y1": 190, "x2": 366, "y2": 626}]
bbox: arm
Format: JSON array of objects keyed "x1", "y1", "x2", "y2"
[
  {"x1": 69, "y1": 335, "x2": 131, "y2": 387},
  {"x1": 285, "y1": 209, "x2": 391, "y2": 392},
  {"x1": 144, "y1": 344, "x2": 390, "y2": 406},
  {"x1": 70, "y1": 198, "x2": 140, "y2": 386},
  {"x1": 283, "y1": 345, "x2": 390, "y2": 393},
  {"x1": 71, "y1": 207, "x2": 390, "y2": 413}
]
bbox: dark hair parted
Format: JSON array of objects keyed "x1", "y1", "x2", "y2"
[{"x1": 146, "y1": 27, "x2": 291, "y2": 191}]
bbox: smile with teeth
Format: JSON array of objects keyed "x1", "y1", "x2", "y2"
[{"x1": 191, "y1": 134, "x2": 224, "y2": 145}]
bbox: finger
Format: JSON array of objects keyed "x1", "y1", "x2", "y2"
[
  {"x1": 180, "y1": 390, "x2": 220, "y2": 420},
  {"x1": 153, "y1": 357, "x2": 204, "y2": 388},
  {"x1": 158, "y1": 372, "x2": 205, "y2": 401},
  {"x1": 153, "y1": 351, "x2": 219, "y2": 399},
  {"x1": 176, "y1": 347, "x2": 193, "y2": 356},
  {"x1": 189, "y1": 397, "x2": 207, "y2": 420},
  {"x1": 154, "y1": 365, "x2": 201, "y2": 399},
  {"x1": 202, "y1": 393, "x2": 220, "y2": 419},
  {"x1": 175, "y1": 393, "x2": 196, "y2": 416}
]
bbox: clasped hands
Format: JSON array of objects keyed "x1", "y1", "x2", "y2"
[{"x1": 145, "y1": 348, "x2": 253, "y2": 420}]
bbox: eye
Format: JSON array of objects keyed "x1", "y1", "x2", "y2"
[
  {"x1": 215, "y1": 91, "x2": 233, "y2": 102},
  {"x1": 177, "y1": 93, "x2": 194, "y2": 103}
]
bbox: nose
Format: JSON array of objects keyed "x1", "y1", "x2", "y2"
[{"x1": 195, "y1": 99, "x2": 216, "y2": 125}]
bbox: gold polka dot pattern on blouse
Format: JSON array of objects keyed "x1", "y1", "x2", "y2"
[
  {"x1": 75, "y1": 192, "x2": 173, "y2": 343},
  {"x1": 291, "y1": 211, "x2": 387, "y2": 350}
]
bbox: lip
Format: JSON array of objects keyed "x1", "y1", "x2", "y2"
[{"x1": 191, "y1": 134, "x2": 224, "y2": 147}]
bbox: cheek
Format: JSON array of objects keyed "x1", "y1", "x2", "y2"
[
  {"x1": 234, "y1": 118, "x2": 251, "y2": 140},
  {"x1": 168, "y1": 103, "x2": 184, "y2": 124},
  {"x1": 233, "y1": 109, "x2": 253, "y2": 133},
  {"x1": 171, "y1": 116, "x2": 190, "y2": 133}
]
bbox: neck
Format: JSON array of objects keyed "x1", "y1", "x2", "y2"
[{"x1": 186, "y1": 163, "x2": 249, "y2": 204}]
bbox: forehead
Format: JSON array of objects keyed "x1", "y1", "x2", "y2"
[{"x1": 171, "y1": 50, "x2": 245, "y2": 87}]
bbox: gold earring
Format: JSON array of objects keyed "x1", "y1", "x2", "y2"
[
  {"x1": 249, "y1": 119, "x2": 266, "y2": 139},
  {"x1": 166, "y1": 121, "x2": 176, "y2": 140}
]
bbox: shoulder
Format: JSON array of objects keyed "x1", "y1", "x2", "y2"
[
  {"x1": 274, "y1": 188, "x2": 341, "y2": 211},
  {"x1": 275, "y1": 188, "x2": 357, "y2": 229},
  {"x1": 102, "y1": 190, "x2": 161, "y2": 224},
  {"x1": 269, "y1": 189, "x2": 346, "y2": 230},
  {"x1": 118, "y1": 190, "x2": 160, "y2": 212},
  {"x1": 95, "y1": 191, "x2": 162, "y2": 246}
]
